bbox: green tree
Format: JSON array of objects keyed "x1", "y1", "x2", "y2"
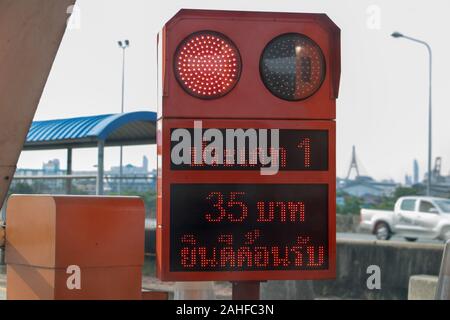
[
  {"x1": 337, "y1": 194, "x2": 362, "y2": 215},
  {"x1": 394, "y1": 186, "x2": 419, "y2": 198},
  {"x1": 8, "y1": 182, "x2": 34, "y2": 195}
]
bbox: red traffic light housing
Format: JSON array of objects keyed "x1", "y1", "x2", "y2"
[{"x1": 158, "y1": 9, "x2": 340, "y2": 120}]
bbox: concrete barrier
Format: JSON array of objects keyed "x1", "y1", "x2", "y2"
[
  {"x1": 261, "y1": 239, "x2": 444, "y2": 300},
  {"x1": 408, "y1": 275, "x2": 438, "y2": 300},
  {"x1": 261, "y1": 280, "x2": 315, "y2": 300},
  {"x1": 435, "y1": 240, "x2": 450, "y2": 299}
]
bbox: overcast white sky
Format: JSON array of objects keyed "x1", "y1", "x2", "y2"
[{"x1": 17, "y1": 0, "x2": 450, "y2": 183}]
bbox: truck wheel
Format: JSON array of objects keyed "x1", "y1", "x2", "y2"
[
  {"x1": 440, "y1": 228, "x2": 450, "y2": 243},
  {"x1": 405, "y1": 237, "x2": 417, "y2": 242},
  {"x1": 374, "y1": 222, "x2": 391, "y2": 240}
]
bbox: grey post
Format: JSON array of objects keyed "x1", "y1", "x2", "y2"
[
  {"x1": 117, "y1": 39, "x2": 130, "y2": 194},
  {"x1": 66, "y1": 147, "x2": 72, "y2": 194},
  {"x1": 391, "y1": 32, "x2": 432, "y2": 196},
  {"x1": 96, "y1": 140, "x2": 105, "y2": 195}
]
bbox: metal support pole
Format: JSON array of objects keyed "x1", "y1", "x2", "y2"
[
  {"x1": 392, "y1": 33, "x2": 432, "y2": 195},
  {"x1": 96, "y1": 140, "x2": 104, "y2": 195},
  {"x1": 118, "y1": 46, "x2": 126, "y2": 194},
  {"x1": 66, "y1": 147, "x2": 72, "y2": 194},
  {"x1": 119, "y1": 146, "x2": 123, "y2": 194},
  {"x1": 232, "y1": 281, "x2": 260, "y2": 300},
  {"x1": 121, "y1": 47, "x2": 126, "y2": 114},
  {"x1": 427, "y1": 45, "x2": 432, "y2": 196},
  {"x1": 174, "y1": 282, "x2": 215, "y2": 300}
]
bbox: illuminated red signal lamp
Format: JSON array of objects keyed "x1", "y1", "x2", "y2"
[{"x1": 174, "y1": 31, "x2": 242, "y2": 99}]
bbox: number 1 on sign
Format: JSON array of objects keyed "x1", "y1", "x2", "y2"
[{"x1": 298, "y1": 138, "x2": 311, "y2": 168}]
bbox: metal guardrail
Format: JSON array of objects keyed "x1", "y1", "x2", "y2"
[
  {"x1": 13, "y1": 175, "x2": 154, "y2": 180},
  {"x1": 10, "y1": 175, "x2": 156, "y2": 196}
]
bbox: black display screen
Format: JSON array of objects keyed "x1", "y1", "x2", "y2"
[
  {"x1": 170, "y1": 184, "x2": 329, "y2": 272},
  {"x1": 170, "y1": 129, "x2": 328, "y2": 171}
]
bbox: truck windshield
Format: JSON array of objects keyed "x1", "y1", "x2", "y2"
[{"x1": 435, "y1": 200, "x2": 450, "y2": 213}]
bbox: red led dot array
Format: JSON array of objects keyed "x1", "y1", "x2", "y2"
[
  {"x1": 296, "y1": 236, "x2": 311, "y2": 245},
  {"x1": 254, "y1": 246, "x2": 270, "y2": 267},
  {"x1": 272, "y1": 246, "x2": 290, "y2": 267},
  {"x1": 198, "y1": 247, "x2": 218, "y2": 268},
  {"x1": 290, "y1": 246, "x2": 303, "y2": 267},
  {"x1": 252, "y1": 147, "x2": 287, "y2": 168},
  {"x1": 279, "y1": 148, "x2": 287, "y2": 168},
  {"x1": 256, "y1": 201, "x2": 304, "y2": 222},
  {"x1": 224, "y1": 149, "x2": 235, "y2": 166},
  {"x1": 237, "y1": 246, "x2": 253, "y2": 267},
  {"x1": 187, "y1": 146, "x2": 288, "y2": 168},
  {"x1": 307, "y1": 245, "x2": 325, "y2": 267},
  {"x1": 273, "y1": 147, "x2": 287, "y2": 168},
  {"x1": 205, "y1": 192, "x2": 226, "y2": 222},
  {"x1": 298, "y1": 138, "x2": 311, "y2": 168},
  {"x1": 220, "y1": 247, "x2": 236, "y2": 268},
  {"x1": 190, "y1": 141, "x2": 208, "y2": 166},
  {"x1": 227, "y1": 191, "x2": 248, "y2": 222},
  {"x1": 181, "y1": 247, "x2": 196, "y2": 268},
  {"x1": 248, "y1": 150, "x2": 258, "y2": 167},
  {"x1": 244, "y1": 229, "x2": 261, "y2": 245},
  {"x1": 287, "y1": 201, "x2": 305, "y2": 222},
  {"x1": 293, "y1": 44, "x2": 325, "y2": 99},
  {"x1": 218, "y1": 234, "x2": 233, "y2": 245},
  {"x1": 175, "y1": 31, "x2": 241, "y2": 99},
  {"x1": 203, "y1": 145, "x2": 219, "y2": 166},
  {"x1": 181, "y1": 234, "x2": 196, "y2": 245},
  {"x1": 178, "y1": 234, "x2": 325, "y2": 270},
  {"x1": 238, "y1": 147, "x2": 247, "y2": 165},
  {"x1": 257, "y1": 201, "x2": 286, "y2": 222}
]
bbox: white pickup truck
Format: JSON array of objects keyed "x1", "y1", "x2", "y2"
[{"x1": 360, "y1": 196, "x2": 450, "y2": 242}]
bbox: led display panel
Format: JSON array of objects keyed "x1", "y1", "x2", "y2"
[{"x1": 170, "y1": 184, "x2": 328, "y2": 272}]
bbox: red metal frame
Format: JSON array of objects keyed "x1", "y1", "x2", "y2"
[
  {"x1": 159, "y1": 9, "x2": 341, "y2": 120},
  {"x1": 156, "y1": 119, "x2": 336, "y2": 281}
]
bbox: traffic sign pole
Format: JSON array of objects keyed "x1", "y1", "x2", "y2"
[{"x1": 232, "y1": 281, "x2": 260, "y2": 300}]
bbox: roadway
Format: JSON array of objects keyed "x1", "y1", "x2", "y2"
[{"x1": 337, "y1": 232, "x2": 443, "y2": 244}]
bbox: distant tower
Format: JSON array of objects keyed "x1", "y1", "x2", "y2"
[
  {"x1": 433, "y1": 157, "x2": 442, "y2": 183},
  {"x1": 413, "y1": 159, "x2": 419, "y2": 184},
  {"x1": 405, "y1": 174, "x2": 412, "y2": 186},
  {"x1": 346, "y1": 145, "x2": 360, "y2": 180},
  {"x1": 143, "y1": 156, "x2": 149, "y2": 172}
]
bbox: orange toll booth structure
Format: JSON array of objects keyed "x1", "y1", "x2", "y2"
[
  {"x1": 156, "y1": 9, "x2": 341, "y2": 284},
  {"x1": 5, "y1": 195, "x2": 145, "y2": 300}
]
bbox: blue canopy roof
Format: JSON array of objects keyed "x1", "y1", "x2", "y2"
[{"x1": 24, "y1": 111, "x2": 157, "y2": 150}]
